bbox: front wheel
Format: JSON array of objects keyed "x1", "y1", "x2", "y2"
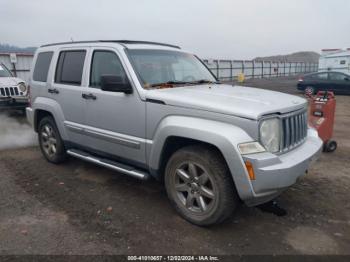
[
  {"x1": 164, "y1": 145, "x2": 238, "y2": 226},
  {"x1": 38, "y1": 116, "x2": 67, "y2": 164},
  {"x1": 324, "y1": 140, "x2": 337, "y2": 153}
]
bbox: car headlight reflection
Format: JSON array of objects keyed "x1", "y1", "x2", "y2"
[
  {"x1": 18, "y1": 83, "x2": 27, "y2": 92},
  {"x1": 259, "y1": 118, "x2": 280, "y2": 153}
]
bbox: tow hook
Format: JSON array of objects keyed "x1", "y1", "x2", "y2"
[{"x1": 257, "y1": 200, "x2": 287, "y2": 216}]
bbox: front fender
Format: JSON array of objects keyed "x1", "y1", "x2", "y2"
[
  {"x1": 32, "y1": 96, "x2": 68, "y2": 140},
  {"x1": 148, "y1": 116, "x2": 256, "y2": 201}
]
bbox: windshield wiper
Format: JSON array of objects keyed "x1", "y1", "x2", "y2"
[
  {"x1": 150, "y1": 81, "x2": 189, "y2": 87},
  {"x1": 188, "y1": 79, "x2": 221, "y2": 84},
  {"x1": 150, "y1": 79, "x2": 220, "y2": 88}
]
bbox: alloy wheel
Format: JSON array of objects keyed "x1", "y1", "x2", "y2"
[
  {"x1": 173, "y1": 162, "x2": 216, "y2": 213},
  {"x1": 41, "y1": 124, "x2": 57, "y2": 157}
]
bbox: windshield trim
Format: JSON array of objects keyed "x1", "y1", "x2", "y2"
[
  {"x1": 194, "y1": 54, "x2": 219, "y2": 82},
  {"x1": 125, "y1": 49, "x2": 218, "y2": 90}
]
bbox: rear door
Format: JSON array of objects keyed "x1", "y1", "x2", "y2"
[{"x1": 49, "y1": 48, "x2": 89, "y2": 145}]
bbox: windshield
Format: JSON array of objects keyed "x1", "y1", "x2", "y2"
[
  {"x1": 127, "y1": 49, "x2": 217, "y2": 89},
  {"x1": 0, "y1": 64, "x2": 13, "y2": 77}
]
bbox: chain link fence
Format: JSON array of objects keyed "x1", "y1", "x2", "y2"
[
  {"x1": 1, "y1": 52, "x2": 319, "y2": 84},
  {"x1": 203, "y1": 59, "x2": 318, "y2": 81}
]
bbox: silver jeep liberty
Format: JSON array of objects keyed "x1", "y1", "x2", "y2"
[{"x1": 26, "y1": 40, "x2": 323, "y2": 226}]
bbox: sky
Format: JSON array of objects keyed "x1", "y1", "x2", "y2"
[{"x1": 1, "y1": 0, "x2": 349, "y2": 59}]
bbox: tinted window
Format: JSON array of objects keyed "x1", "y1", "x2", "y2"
[
  {"x1": 311, "y1": 73, "x2": 328, "y2": 80},
  {"x1": 55, "y1": 50, "x2": 86, "y2": 85},
  {"x1": 329, "y1": 72, "x2": 347, "y2": 81},
  {"x1": 90, "y1": 51, "x2": 127, "y2": 88},
  {"x1": 33, "y1": 52, "x2": 53, "y2": 82}
]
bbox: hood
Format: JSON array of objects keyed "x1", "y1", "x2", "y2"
[
  {"x1": 0, "y1": 77, "x2": 24, "y2": 87},
  {"x1": 145, "y1": 84, "x2": 307, "y2": 120}
]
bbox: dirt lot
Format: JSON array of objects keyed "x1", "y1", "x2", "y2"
[{"x1": 0, "y1": 77, "x2": 349, "y2": 255}]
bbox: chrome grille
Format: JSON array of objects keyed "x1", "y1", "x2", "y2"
[
  {"x1": 281, "y1": 110, "x2": 308, "y2": 151},
  {"x1": 0, "y1": 87, "x2": 19, "y2": 97}
]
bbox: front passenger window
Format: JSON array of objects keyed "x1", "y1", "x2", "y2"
[{"x1": 90, "y1": 51, "x2": 127, "y2": 88}]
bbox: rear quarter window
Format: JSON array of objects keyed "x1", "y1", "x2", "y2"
[
  {"x1": 33, "y1": 52, "x2": 54, "y2": 82},
  {"x1": 55, "y1": 50, "x2": 86, "y2": 85}
]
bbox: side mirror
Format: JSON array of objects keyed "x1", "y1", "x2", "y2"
[
  {"x1": 344, "y1": 77, "x2": 349, "y2": 81},
  {"x1": 100, "y1": 75, "x2": 133, "y2": 94}
]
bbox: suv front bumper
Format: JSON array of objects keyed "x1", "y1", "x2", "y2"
[
  {"x1": 0, "y1": 97, "x2": 29, "y2": 110},
  {"x1": 241, "y1": 128, "x2": 323, "y2": 206}
]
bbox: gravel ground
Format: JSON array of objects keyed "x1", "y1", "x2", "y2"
[{"x1": 0, "y1": 77, "x2": 349, "y2": 255}]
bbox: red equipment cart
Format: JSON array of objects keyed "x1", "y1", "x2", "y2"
[{"x1": 308, "y1": 91, "x2": 337, "y2": 152}]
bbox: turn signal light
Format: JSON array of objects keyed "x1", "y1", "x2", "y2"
[{"x1": 245, "y1": 161, "x2": 255, "y2": 180}]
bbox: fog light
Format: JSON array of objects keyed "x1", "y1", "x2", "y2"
[{"x1": 238, "y1": 142, "x2": 265, "y2": 155}]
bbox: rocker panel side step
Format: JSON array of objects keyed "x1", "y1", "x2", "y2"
[{"x1": 67, "y1": 149, "x2": 150, "y2": 180}]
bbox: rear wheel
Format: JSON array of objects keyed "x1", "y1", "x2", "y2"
[
  {"x1": 164, "y1": 145, "x2": 238, "y2": 226},
  {"x1": 305, "y1": 86, "x2": 316, "y2": 96},
  {"x1": 38, "y1": 116, "x2": 67, "y2": 163}
]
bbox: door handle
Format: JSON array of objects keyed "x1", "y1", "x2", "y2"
[
  {"x1": 48, "y1": 88, "x2": 59, "y2": 94},
  {"x1": 82, "y1": 93, "x2": 97, "y2": 100}
]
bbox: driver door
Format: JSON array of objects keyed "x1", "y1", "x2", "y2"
[{"x1": 83, "y1": 48, "x2": 146, "y2": 166}]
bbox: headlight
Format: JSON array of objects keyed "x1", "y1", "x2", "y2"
[
  {"x1": 238, "y1": 142, "x2": 265, "y2": 155},
  {"x1": 18, "y1": 83, "x2": 27, "y2": 92},
  {"x1": 259, "y1": 118, "x2": 280, "y2": 153}
]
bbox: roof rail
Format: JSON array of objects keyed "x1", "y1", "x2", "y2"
[
  {"x1": 101, "y1": 40, "x2": 180, "y2": 49},
  {"x1": 41, "y1": 40, "x2": 181, "y2": 49}
]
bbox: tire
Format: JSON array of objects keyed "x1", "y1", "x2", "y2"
[
  {"x1": 164, "y1": 145, "x2": 238, "y2": 226},
  {"x1": 305, "y1": 86, "x2": 316, "y2": 96},
  {"x1": 323, "y1": 140, "x2": 337, "y2": 153},
  {"x1": 38, "y1": 116, "x2": 67, "y2": 164}
]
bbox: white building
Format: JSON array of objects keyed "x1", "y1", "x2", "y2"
[{"x1": 319, "y1": 48, "x2": 350, "y2": 74}]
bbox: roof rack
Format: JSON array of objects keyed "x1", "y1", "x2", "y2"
[{"x1": 41, "y1": 40, "x2": 181, "y2": 49}]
